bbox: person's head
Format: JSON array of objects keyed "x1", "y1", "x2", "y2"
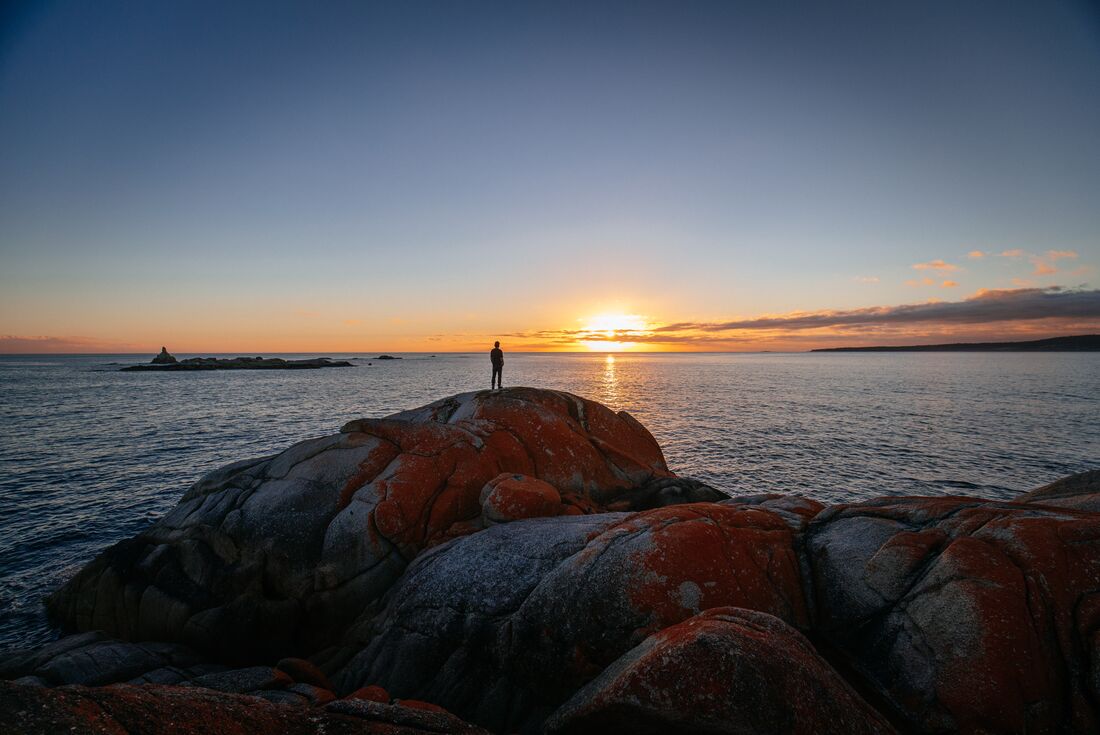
[{"x1": 494, "y1": 341, "x2": 500, "y2": 348}]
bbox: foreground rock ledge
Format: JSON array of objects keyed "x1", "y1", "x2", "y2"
[
  {"x1": 46, "y1": 388, "x2": 719, "y2": 662},
  {"x1": 3, "y1": 390, "x2": 1098, "y2": 734}
]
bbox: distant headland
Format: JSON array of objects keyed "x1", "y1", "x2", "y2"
[
  {"x1": 120, "y1": 347, "x2": 354, "y2": 371},
  {"x1": 813, "y1": 334, "x2": 1099, "y2": 352}
]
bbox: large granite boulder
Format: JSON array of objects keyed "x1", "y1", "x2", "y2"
[
  {"x1": 805, "y1": 496, "x2": 1100, "y2": 734},
  {"x1": 334, "y1": 502, "x2": 809, "y2": 733},
  {"x1": 47, "y1": 388, "x2": 722, "y2": 662},
  {"x1": 545, "y1": 607, "x2": 896, "y2": 735}
]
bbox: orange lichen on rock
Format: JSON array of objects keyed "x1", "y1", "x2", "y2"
[
  {"x1": 480, "y1": 472, "x2": 563, "y2": 524},
  {"x1": 808, "y1": 496, "x2": 1100, "y2": 733},
  {"x1": 545, "y1": 607, "x2": 896, "y2": 735},
  {"x1": 345, "y1": 685, "x2": 390, "y2": 703},
  {"x1": 607, "y1": 503, "x2": 811, "y2": 634}
]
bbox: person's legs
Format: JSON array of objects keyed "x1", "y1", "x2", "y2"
[{"x1": 492, "y1": 365, "x2": 502, "y2": 389}]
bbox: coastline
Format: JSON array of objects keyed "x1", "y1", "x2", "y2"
[{"x1": 3, "y1": 387, "x2": 1098, "y2": 733}]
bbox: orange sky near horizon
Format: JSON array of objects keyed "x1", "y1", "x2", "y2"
[{"x1": 4, "y1": 285, "x2": 1099, "y2": 354}]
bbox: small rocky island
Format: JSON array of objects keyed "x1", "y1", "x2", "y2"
[
  {"x1": 2, "y1": 387, "x2": 1098, "y2": 734},
  {"x1": 122, "y1": 348, "x2": 354, "y2": 371}
]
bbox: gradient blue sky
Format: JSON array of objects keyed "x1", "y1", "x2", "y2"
[{"x1": 1, "y1": 0, "x2": 1098, "y2": 351}]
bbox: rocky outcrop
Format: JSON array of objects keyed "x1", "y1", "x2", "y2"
[
  {"x1": 47, "y1": 388, "x2": 720, "y2": 663},
  {"x1": 805, "y1": 496, "x2": 1100, "y2": 733},
  {"x1": 122, "y1": 356, "x2": 353, "y2": 371},
  {"x1": 0, "y1": 680, "x2": 490, "y2": 734},
  {"x1": 151, "y1": 347, "x2": 176, "y2": 364},
  {"x1": 1017, "y1": 468, "x2": 1100, "y2": 512},
  {"x1": 13, "y1": 388, "x2": 1100, "y2": 734},
  {"x1": 333, "y1": 502, "x2": 809, "y2": 733},
  {"x1": 544, "y1": 607, "x2": 895, "y2": 735}
]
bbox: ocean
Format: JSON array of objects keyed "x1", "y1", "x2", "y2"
[{"x1": 1, "y1": 351, "x2": 1097, "y2": 650}]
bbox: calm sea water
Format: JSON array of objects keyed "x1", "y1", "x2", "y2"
[{"x1": 1, "y1": 351, "x2": 1097, "y2": 650}]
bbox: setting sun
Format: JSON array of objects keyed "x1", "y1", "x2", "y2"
[{"x1": 579, "y1": 313, "x2": 650, "y2": 351}]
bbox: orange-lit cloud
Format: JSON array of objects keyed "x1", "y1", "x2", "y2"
[
  {"x1": 941, "y1": 280, "x2": 958, "y2": 288},
  {"x1": 1000, "y1": 249, "x2": 1025, "y2": 258},
  {"x1": 499, "y1": 287, "x2": 1100, "y2": 351},
  {"x1": 968, "y1": 250, "x2": 986, "y2": 259},
  {"x1": 0, "y1": 335, "x2": 143, "y2": 353},
  {"x1": 912, "y1": 259, "x2": 960, "y2": 272}
]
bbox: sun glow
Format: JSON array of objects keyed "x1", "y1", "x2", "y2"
[{"x1": 579, "y1": 313, "x2": 649, "y2": 351}]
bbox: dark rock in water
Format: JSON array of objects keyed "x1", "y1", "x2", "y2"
[
  {"x1": 122, "y1": 356, "x2": 354, "y2": 371},
  {"x1": 151, "y1": 346, "x2": 177, "y2": 364},
  {"x1": 47, "y1": 388, "x2": 681, "y2": 662},
  {"x1": 374, "y1": 354, "x2": 401, "y2": 359},
  {"x1": 334, "y1": 502, "x2": 811, "y2": 732},
  {"x1": 805, "y1": 496, "x2": 1100, "y2": 733},
  {"x1": 545, "y1": 607, "x2": 896, "y2": 735},
  {"x1": 1017, "y1": 468, "x2": 1100, "y2": 511},
  {"x1": 0, "y1": 680, "x2": 489, "y2": 734}
]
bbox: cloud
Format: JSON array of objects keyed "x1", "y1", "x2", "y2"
[
  {"x1": 1030, "y1": 251, "x2": 1075, "y2": 276},
  {"x1": 649, "y1": 287, "x2": 1100, "y2": 333},
  {"x1": 499, "y1": 287, "x2": 1100, "y2": 351},
  {"x1": 941, "y1": 280, "x2": 958, "y2": 288},
  {"x1": 912, "y1": 259, "x2": 960, "y2": 272},
  {"x1": 1000, "y1": 249, "x2": 1025, "y2": 258},
  {"x1": 1032, "y1": 259, "x2": 1057, "y2": 275},
  {"x1": 0, "y1": 335, "x2": 142, "y2": 353},
  {"x1": 854, "y1": 276, "x2": 879, "y2": 283},
  {"x1": 968, "y1": 250, "x2": 986, "y2": 259},
  {"x1": 905, "y1": 277, "x2": 937, "y2": 287}
]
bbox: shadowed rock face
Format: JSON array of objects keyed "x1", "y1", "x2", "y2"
[
  {"x1": 47, "y1": 388, "x2": 719, "y2": 663},
  {"x1": 1017, "y1": 468, "x2": 1100, "y2": 512},
  {"x1": 806, "y1": 496, "x2": 1100, "y2": 734},
  {"x1": 0, "y1": 680, "x2": 491, "y2": 734},
  {"x1": 334, "y1": 502, "x2": 810, "y2": 733},
  {"x1": 545, "y1": 607, "x2": 896, "y2": 735}
]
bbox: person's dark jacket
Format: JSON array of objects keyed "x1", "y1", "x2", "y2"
[{"x1": 490, "y1": 348, "x2": 503, "y2": 366}]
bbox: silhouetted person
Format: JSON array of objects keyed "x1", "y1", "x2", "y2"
[{"x1": 490, "y1": 341, "x2": 504, "y2": 390}]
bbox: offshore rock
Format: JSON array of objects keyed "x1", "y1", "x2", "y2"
[
  {"x1": 47, "y1": 388, "x2": 696, "y2": 662},
  {"x1": 805, "y1": 496, "x2": 1100, "y2": 733},
  {"x1": 545, "y1": 607, "x2": 896, "y2": 735},
  {"x1": 122, "y1": 355, "x2": 353, "y2": 371},
  {"x1": 151, "y1": 346, "x2": 177, "y2": 364},
  {"x1": 334, "y1": 502, "x2": 809, "y2": 733}
]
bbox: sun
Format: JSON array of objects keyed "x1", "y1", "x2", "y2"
[{"x1": 579, "y1": 313, "x2": 649, "y2": 352}]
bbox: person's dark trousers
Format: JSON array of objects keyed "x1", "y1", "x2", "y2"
[{"x1": 492, "y1": 365, "x2": 502, "y2": 389}]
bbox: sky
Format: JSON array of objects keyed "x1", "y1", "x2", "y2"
[{"x1": 1, "y1": 0, "x2": 1099, "y2": 353}]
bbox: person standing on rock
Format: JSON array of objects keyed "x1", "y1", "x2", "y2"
[{"x1": 490, "y1": 341, "x2": 504, "y2": 390}]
